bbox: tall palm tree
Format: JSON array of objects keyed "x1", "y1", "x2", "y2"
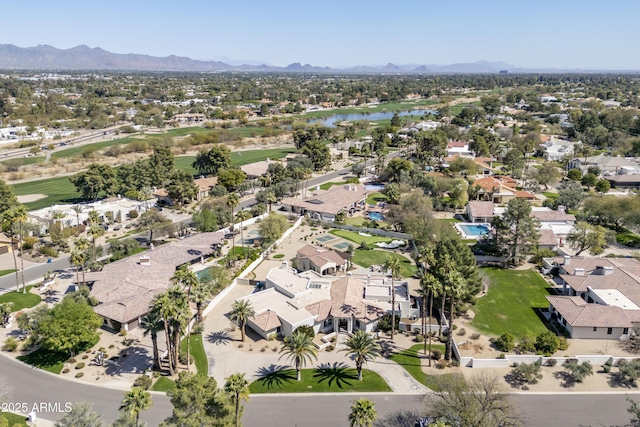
[
  {"x1": 166, "y1": 286, "x2": 190, "y2": 370},
  {"x1": 5, "y1": 205, "x2": 28, "y2": 293},
  {"x1": 340, "y1": 330, "x2": 380, "y2": 381},
  {"x1": 279, "y1": 330, "x2": 318, "y2": 381},
  {"x1": 141, "y1": 309, "x2": 164, "y2": 371},
  {"x1": 119, "y1": 386, "x2": 152, "y2": 427},
  {"x1": 1, "y1": 207, "x2": 21, "y2": 292},
  {"x1": 50, "y1": 209, "x2": 66, "y2": 231},
  {"x1": 151, "y1": 292, "x2": 177, "y2": 374},
  {"x1": 191, "y1": 280, "x2": 215, "y2": 324},
  {"x1": 69, "y1": 251, "x2": 84, "y2": 286},
  {"x1": 226, "y1": 193, "x2": 240, "y2": 257},
  {"x1": 383, "y1": 257, "x2": 401, "y2": 341},
  {"x1": 224, "y1": 372, "x2": 250, "y2": 427},
  {"x1": 349, "y1": 398, "x2": 377, "y2": 427},
  {"x1": 70, "y1": 204, "x2": 83, "y2": 228},
  {"x1": 444, "y1": 269, "x2": 465, "y2": 362},
  {"x1": 229, "y1": 299, "x2": 255, "y2": 342},
  {"x1": 87, "y1": 223, "x2": 105, "y2": 262},
  {"x1": 236, "y1": 210, "x2": 252, "y2": 260},
  {"x1": 171, "y1": 265, "x2": 198, "y2": 370},
  {"x1": 264, "y1": 191, "x2": 276, "y2": 213},
  {"x1": 74, "y1": 237, "x2": 90, "y2": 284},
  {"x1": 420, "y1": 273, "x2": 442, "y2": 366}
]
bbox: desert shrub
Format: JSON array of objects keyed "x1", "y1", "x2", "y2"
[
  {"x1": 133, "y1": 375, "x2": 152, "y2": 390},
  {"x1": 2, "y1": 337, "x2": 18, "y2": 352},
  {"x1": 558, "y1": 337, "x2": 569, "y2": 351},
  {"x1": 128, "y1": 210, "x2": 139, "y2": 219},
  {"x1": 178, "y1": 351, "x2": 194, "y2": 365},
  {"x1": 62, "y1": 368, "x2": 70, "y2": 373},
  {"x1": 562, "y1": 360, "x2": 593, "y2": 383},
  {"x1": 414, "y1": 334, "x2": 424, "y2": 343},
  {"x1": 511, "y1": 361, "x2": 543, "y2": 385},
  {"x1": 75, "y1": 372, "x2": 84, "y2": 378},
  {"x1": 376, "y1": 314, "x2": 399, "y2": 333},
  {"x1": 518, "y1": 336, "x2": 536, "y2": 354},
  {"x1": 435, "y1": 361, "x2": 447, "y2": 370},
  {"x1": 470, "y1": 332, "x2": 481, "y2": 340},
  {"x1": 457, "y1": 328, "x2": 466, "y2": 336},
  {"x1": 75, "y1": 362, "x2": 85, "y2": 369},
  {"x1": 616, "y1": 359, "x2": 628, "y2": 368},
  {"x1": 431, "y1": 349, "x2": 442, "y2": 360},
  {"x1": 498, "y1": 353, "x2": 506, "y2": 359},
  {"x1": 82, "y1": 354, "x2": 89, "y2": 360},
  {"x1": 39, "y1": 246, "x2": 59, "y2": 257},
  {"x1": 603, "y1": 364, "x2": 611, "y2": 373},
  {"x1": 535, "y1": 331, "x2": 560, "y2": 356},
  {"x1": 494, "y1": 332, "x2": 515, "y2": 352},
  {"x1": 546, "y1": 358, "x2": 557, "y2": 367},
  {"x1": 326, "y1": 345, "x2": 335, "y2": 352}
]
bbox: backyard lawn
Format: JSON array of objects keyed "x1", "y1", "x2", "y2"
[
  {"x1": 366, "y1": 192, "x2": 387, "y2": 205},
  {"x1": 616, "y1": 230, "x2": 640, "y2": 247},
  {"x1": 0, "y1": 285, "x2": 41, "y2": 311},
  {"x1": 180, "y1": 334, "x2": 208, "y2": 376},
  {"x1": 173, "y1": 148, "x2": 297, "y2": 175},
  {"x1": 389, "y1": 344, "x2": 460, "y2": 391},
  {"x1": 471, "y1": 268, "x2": 552, "y2": 338},
  {"x1": 352, "y1": 249, "x2": 417, "y2": 278},
  {"x1": 249, "y1": 367, "x2": 390, "y2": 393},
  {"x1": 344, "y1": 217, "x2": 389, "y2": 228},
  {"x1": 330, "y1": 229, "x2": 393, "y2": 246}
]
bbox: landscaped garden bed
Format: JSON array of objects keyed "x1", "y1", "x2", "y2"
[{"x1": 249, "y1": 367, "x2": 391, "y2": 393}]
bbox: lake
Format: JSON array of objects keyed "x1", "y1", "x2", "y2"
[{"x1": 307, "y1": 109, "x2": 438, "y2": 128}]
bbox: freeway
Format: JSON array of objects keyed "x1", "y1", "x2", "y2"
[{"x1": 1, "y1": 351, "x2": 637, "y2": 427}]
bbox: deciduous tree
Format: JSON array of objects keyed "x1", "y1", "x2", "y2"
[{"x1": 493, "y1": 198, "x2": 540, "y2": 266}]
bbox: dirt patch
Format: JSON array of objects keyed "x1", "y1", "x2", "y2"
[{"x1": 17, "y1": 194, "x2": 46, "y2": 203}]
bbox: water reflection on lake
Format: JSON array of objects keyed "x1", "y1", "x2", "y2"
[{"x1": 307, "y1": 109, "x2": 438, "y2": 127}]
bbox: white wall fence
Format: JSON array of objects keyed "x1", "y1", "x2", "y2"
[{"x1": 202, "y1": 215, "x2": 304, "y2": 319}]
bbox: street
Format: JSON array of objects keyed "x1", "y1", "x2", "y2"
[{"x1": 1, "y1": 352, "x2": 637, "y2": 427}]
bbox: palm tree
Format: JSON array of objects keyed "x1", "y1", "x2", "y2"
[
  {"x1": 166, "y1": 286, "x2": 190, "y2": 370},
  {"x1": 1, "y1": 207, "x2": 21, "y2": 293},
  {"x1": 224, "y1": 372, "x2": 250, "y2": 427},
  {"x1": 444, "y1": 269, "x2": 465, "y2": 362},
  {"x1": 191, "y1": 280, "x2": 215, "y2": 324},
  {"x1": 341, "y1": 330, "x2": 380, "y2": 381},
  {"x1": 349, "y1": 398, "x2": 377, "y2": 427},
  {"x1": 151, "y1": 292, "x2": 177, "y2": 374},
  {"x1": 226, "y1": 193, "x2": 240, "y2": 257},
  {"x1": 71, "y1": 204, "x2": 83, "y2": 228},
  {"x1": 119, "y1": 386, "x2": 152, "y2": 427},
  {"x1": 236, "y1": 210, "x2": 252, "y2": 260},
  {"x1": 229, "y1": 299, "x2": 255, "y2": 342},
  {"x1": 5, "y1": 205, "x2": 28, "y2": 293},
  {"x1": 69, "y1": 251, "x2": 84, "y2": 286},
  {"x1": 420, "y1": 273, "x2": 442, "y2": 366},
  {"x1": 74, "y1": 237, "x2": 90, "y2": 284},
  {"x1": 383, "y1": 257, "x2": 401, "y2": 341},
  {"x1": 171, "y1": 265, "x2": 198, "y2": 370},
  {"x1": 87, "y1": 223, "x2": 105, "y2": 262},
  {"x1": 50, "y1": 209, "x2": 66, "y2": 231},
  {"x1": 141, "y1": 309, "x2": 164, "y2": 371},
  {"x1": 264, "y1": 191, "x2": 276, "y2": 213},
  {"x1": 279, "y1": 330, "x2": 318, "y2": 381}
]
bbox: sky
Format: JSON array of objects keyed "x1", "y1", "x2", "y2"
[{"x1": 3, "y1": 0, "x2": 640, "y2": 70}]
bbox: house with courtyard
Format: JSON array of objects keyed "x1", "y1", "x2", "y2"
[
  {"x1": 240, "y1": 263, "x2": 417, "y2": 339},
  {"x1": 543, "y1": 256, "x2": 640, "y2": 339},
  {"x1": 84, "y1": 231, "x2": 224, "y2": 331},
  {"x1": 471, "y1": 176, "x2": 535, "y2": 203},
  {"x1": 281, "y1": 184, "x2": 367, "y2": 222},
  {"x1": 295, "y1": 244, "x2": 349, "y2": 275}
]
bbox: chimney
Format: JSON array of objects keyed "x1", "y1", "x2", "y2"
[
  {"x1": 367, "y1": 274, "x2": 371, "y2": 284},
  {"x1": 281, "y1": 261, "x2": 288, "y2": 270},
  {"x1": 574, "y1": 268, "x2": 584, "y2": 276},
  {"x1": 557, "y1": 205, "x2": 565, "y2": 213},
  {"x1": 603, "y1": 266, "x2": 614, "y2": 276},
  {"x1": 139, "y1": 256, "x2": 150, "y2": 266},
  {"x1": 563, "y1": 255, "x2": 571, "y2": 265}
]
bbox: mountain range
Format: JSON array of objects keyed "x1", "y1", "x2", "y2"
[{"x1": 0, "y1": 44, "x2": 521, "y2": 73}]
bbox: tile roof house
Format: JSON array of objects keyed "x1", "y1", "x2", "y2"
[
  {"x1": 569, "y1": 155, "x2": 640, "y2": 175},
  {"x1": 543, "y1": 256, "x2": 640, "y2": 338},
  {"x1": 240, "y1": 264, "x2": 416, "y2": 339},
  {"x1": 194, "y1": 176, "x2": 218, "y2": 201},
  {"x1": 86, "y1": 231, "x2": 224, "y2": 331},
  {"x1": 240, "y1": 160, "x2": 272, "y2": 179},
  {"x1": 296, "y1": 245, "x2": 349, "y2": 275},
  {"x1": 0, "y1": 232, "x2": 16, "y2": 255},
  {"x1": 471, "y1": 176, "x2": 535, "y2": 204},
  {"x1": 281, "y1": 184, "x2": 367, "y2": 221}
]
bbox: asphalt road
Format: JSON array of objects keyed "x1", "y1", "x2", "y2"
[
  {"x1": 0, "y1": 255, "x2": 70, "y2": 293},
  {"x1": 1, "y1": 351, "x2": 637, "y2": 427}
]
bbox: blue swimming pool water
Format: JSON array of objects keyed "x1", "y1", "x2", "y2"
[
  {"x1": 458, "y1": 224, "x2": 491, "y2": 237},
  {"x1": 368, "y1": 212, "x2": 384, "y2": 221}
]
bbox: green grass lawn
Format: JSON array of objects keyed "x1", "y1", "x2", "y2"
[
  {"x1": 437, "y1": 218, "x2": 462, "y2": 224},
  {"x1": 151, "y1": 376, "x2": 176, "y2": 392},
  {"x1": 0, "y1": 412, "x2": 27, "y2": 426},
  {"x1": 366, "y1": 192, "x2": 387, "y2": 205},
  {"x1": 0, "y1": 285, "x2": 41, "y2": 311},
  {"x1": 389, "y1": 344, "x2": 455, "y2": 390},
  {"x1": 471, "y1": 268, "x2": 553, "y2": 338},
  {"x1": 616, "y1": 230, "x2": 640, "y2": 247},
  {"x1": 352, "y1": 249, "x2": 417, "y2": 278},
  {"x1": 319, "y1": 181, "x2": 343, "y2": 190},
  {"x1": 249, "y1": 367, "x2": 390, "y2": 393},
  {"x1": 0, "y1": 269, "x2": 16, "y2": 277},
  {"x1": 330, "y1": 229, "x2": 393, "y2": 245},
  {"x1": 51, "y1": 136, "x2": 138, "y2": 159},
  {"x1": 17, "y1": 348, "x2": 67, "y2": 374},
  {"x1": 174, "y1": 148, "x2": 297, "y2": 175},
  {"x1": 180, "y1": 334, "x2": 208, "y2": 376},
  {"x1": 542, "y1": 192, "x2": 559, "y2": 199},
  {"x1": 11, "y1": 175, "x2": 81, "y2": 210}
]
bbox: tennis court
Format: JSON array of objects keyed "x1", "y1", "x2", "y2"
[{"x1": 316, "y1": 235, "x2": 336, "y2": 243}]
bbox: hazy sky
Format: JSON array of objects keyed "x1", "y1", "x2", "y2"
[{"x1": 4, "y1": 0, "x2": 640, "y2": 69}]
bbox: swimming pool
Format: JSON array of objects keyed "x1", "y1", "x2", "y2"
[
  {"x1": 368, "y1": 212, "x2": 384, "y2": 221},
  {"x1": 456, "y1": 223, "x2": 491, "y2": 239}
]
